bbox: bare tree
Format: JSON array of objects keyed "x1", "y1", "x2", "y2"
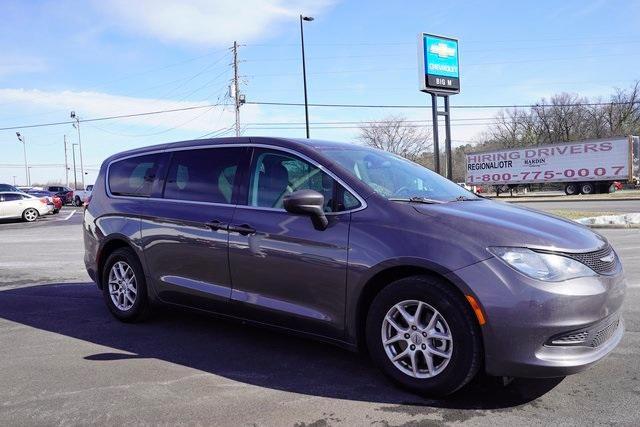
[
  {"x1": 357, "y1": 115, "x2": 432, "y2": 161},
  {"x1": 478, "y1": 82, "x2": 640, "y2": 151}
]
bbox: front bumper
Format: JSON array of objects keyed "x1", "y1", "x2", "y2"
[{"x1": 447, "y1": 257, "x2": 626, "y2": 378}]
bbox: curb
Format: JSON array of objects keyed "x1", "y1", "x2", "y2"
[
  {"x1": 585, "y1": 224, "x2": 640, "y2": 229},
  {"x1": 493, "y1": 197, "x2": 640, "y2": 203}
]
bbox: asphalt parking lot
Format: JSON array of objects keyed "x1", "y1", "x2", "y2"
[{"x1": 0, "y1": 204, "x2": 639, "y2": 425}]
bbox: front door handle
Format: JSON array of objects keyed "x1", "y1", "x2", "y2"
[
  {"x1": 228, "y1": 223, "x2": 256, "y2": 236},
  {"x1": 207, "y1": 220, "x2": 227, "y2": 231}
]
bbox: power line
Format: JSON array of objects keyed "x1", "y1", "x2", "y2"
[
  {"x1": 245, "y1": 100, "x2": 640, "y2": 109},
  {"x1": 1, "y1": 99, "x2": 638, "y2": 133}
]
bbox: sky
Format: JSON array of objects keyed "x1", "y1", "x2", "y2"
[{"x1": 1, "y1": 0, "x2": 640, "y2": 186}]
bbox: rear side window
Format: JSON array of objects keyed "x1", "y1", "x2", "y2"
[
  {"x1": 108, "y1": 154, "x2": 160, "y2": 197},
  {"x1": 163, "y1": 147, "x2": 244, "y2": 204},
  {"x1": 2, "y1": 194, "x2": 23, "y2": 201}
]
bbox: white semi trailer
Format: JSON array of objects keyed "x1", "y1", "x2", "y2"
[{"x1": 465, "y1": 136, "x2": 639, "y2": 195}]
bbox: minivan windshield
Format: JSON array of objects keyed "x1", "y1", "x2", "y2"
[{"x1": 323, "y1": 146, "x2": 478, "y2": 203}]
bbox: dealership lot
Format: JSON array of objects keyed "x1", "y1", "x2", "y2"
[{"x1": 0, "y1": 205, "x2": 639, "y2": 425}]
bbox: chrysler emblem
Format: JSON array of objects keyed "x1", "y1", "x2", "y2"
[{"x1": 600, "y1": 253, "x2": 615, "y2": 263}]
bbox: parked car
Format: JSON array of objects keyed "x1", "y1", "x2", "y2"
[
  {"x1": 72, "y1": 184, "x2": 93, "y2": 206},
  {"x1": 0, "y1": 183, "x2": 20, "y2": 192},
  {"x1": 26, "y1": 190, "x2": 63, "y2": 213},
  {"x1": 45, "y1": 185, "x2": 74, "y2": 205},
  {"x1": 84, "y1": 137, "x2": 625, "y2": 396},
  {"x1": 0, "y1": 191, "x2": 50, "y2": 222}
]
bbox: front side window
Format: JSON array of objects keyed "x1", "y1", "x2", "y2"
[
  {"x1": 323, "y1": 146, "x2": 478, "y2": 202},
  {"x1": 163, "y1": 148, "x2": 243, "y2": 204},
  {"x1": 248, "y1": 149, "x2": 360, "y2": 212},
  {"x1": 108, "y1": 154, "x2": 160, "y2": 197}
]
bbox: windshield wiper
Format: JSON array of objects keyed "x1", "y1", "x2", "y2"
[
  {"x1": 452, "y1": 195, "x2": 482, "y2": 202},
  {"x1": 389, "y1": 196, "x2": 444, "y2": 204}
]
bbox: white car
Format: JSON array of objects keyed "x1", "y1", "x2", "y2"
[{"x1": 0, "y1": 192, "x2": 51, "y2": 222}]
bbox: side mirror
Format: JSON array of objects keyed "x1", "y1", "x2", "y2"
[{"x1": 283, "y1": 189, "x2": 328, "y2": 230}]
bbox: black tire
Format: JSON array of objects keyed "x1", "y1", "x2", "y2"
[
  {"x1": 22, "y1": 208, "x2": 39, "y2": 222},
  {"x1": 101, "y1": 247, "x2": 150, "y2": 322},
  {"x1": 366, "y1": 276, "x2": 482, "y2": 396},
  {"x1": 74, "y1": 196, "x2": 83, "y2": 207},
  {"x1": 580, "y1": 182, "x2": 594, "y2": 195},
  {"x1": 564, "y1": 183, "x2": 578, "y2": 195}
]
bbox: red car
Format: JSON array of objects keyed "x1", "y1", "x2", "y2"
[{"x1": 26, "y1": 190, "x2": 63, "y2": 214}]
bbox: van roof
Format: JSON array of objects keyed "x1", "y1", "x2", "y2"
[{"x1": 104, "y1": 136, "x2": 359, "y2": 164}]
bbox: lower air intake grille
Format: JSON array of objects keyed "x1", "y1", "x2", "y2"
[
  {"x1": 591, "y1": 318, "x2": 620, "y2": 348},
  {"x1": 551, "y1": 331, "x2": 589, "y2": 345}
]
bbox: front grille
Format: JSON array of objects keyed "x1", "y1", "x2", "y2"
[
  {"x1": 563, "y1": 244, "x2": 617, "y2": 275},
  {"x1": 591, "y1": 318, "x2": 620, "y2": 348}
]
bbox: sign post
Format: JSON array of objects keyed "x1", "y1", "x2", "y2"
[{"x1": 418, "y1": 33, "x2": 460, "y2": 178}]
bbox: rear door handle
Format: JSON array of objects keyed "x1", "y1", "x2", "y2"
[
  {"x1": 207, "y1": 220, "x2": 227, "y2": 231},
  {"x1": 228, "y1": 223, "x2": 256, "y2": 236}
]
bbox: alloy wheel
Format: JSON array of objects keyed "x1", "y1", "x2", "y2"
[
  {"x1": 381, "y1": 299, "x2": 453, "y2": 379},
  {"x1": 108, "y1": 261, "x2": 137, "y2": 311},
  {"x1": 24, "y1": 209, "x2": 38, "y2": 222}
]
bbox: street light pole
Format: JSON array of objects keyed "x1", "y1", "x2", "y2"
[
  {"x1": 300, "y1": 15, "x2": 314, "y2": 139},
  {"x1": 70, "y1": 111, "x2": 85, "y2": 189},
  {"x1": 16, "y1": 132, "x2": 29, "y2": 186},
  {"x1": 63, "y1": 135, "x2": 69, "y2": 187},
  {"x1": 72, "y1": 143, "x2": 78, "y2": 191}
]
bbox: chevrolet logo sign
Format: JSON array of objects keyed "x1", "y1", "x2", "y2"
[{"x1": 430, "y1": 43, "x2": 456, "y2": 59}]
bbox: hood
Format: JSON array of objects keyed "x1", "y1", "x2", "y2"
[{"x1": 412, "y1": 199, "x2": 607, "y2": 253}]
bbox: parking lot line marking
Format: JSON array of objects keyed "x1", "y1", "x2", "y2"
[{"x1": 60, "y1": 211, "x2": 75, "y2": 221}]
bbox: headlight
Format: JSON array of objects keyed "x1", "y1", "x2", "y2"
[{"x1": 488, "y1": 247, "x2": 596, "y2": 281}]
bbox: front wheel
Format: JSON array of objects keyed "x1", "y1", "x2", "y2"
[
  {"x1": 22, "y1": 208, "x2": 39, "y2": 222},
  {"x1": 102, "y1": 247, "x2": 150, "y2": 322},
  {"x1": 366, "y1": 276, "x2": 482, "y2": 396}
]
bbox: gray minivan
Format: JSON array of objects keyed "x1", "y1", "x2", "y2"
[{"x1": 83, "y1": 137, "x2": 625, "y2": 396}]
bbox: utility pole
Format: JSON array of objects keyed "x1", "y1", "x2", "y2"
[
  {"x1": 70, "y1": 111, "x2": 85, "y2": 189},
  {"x1": 232, "y1": 41, "x2": 241, "y2": 137},
  {"x1": 63, "y1": 135, "x2": 69, "y2": 187},
  {"x1": 72, "y1": 143, "x2": 78, "y2": 190},
  {"x1": 16, "y1": 132, "x2": 29, "y2": 186},
  {"x1": 12, "y1": 176, "x2": 16, "y2": 186}
]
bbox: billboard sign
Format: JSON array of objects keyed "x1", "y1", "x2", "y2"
[
  {"x1": 418, "y1": 33, "x2": 460, "y2": 94},
  {"x1": 465, "y1": 138, "x2": 631, "y2": 185}
]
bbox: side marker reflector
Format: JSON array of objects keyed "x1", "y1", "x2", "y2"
[{"x1": 465, "y1": 295, "x2": 486, "y2": 325}]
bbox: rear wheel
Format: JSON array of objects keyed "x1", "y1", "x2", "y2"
[
  {"x1": 366, "y1": 276, "x2": 481, "y2": 396},
  {"x1": 564, "y1": 183, "x2": 579, "y2": 195},
  {"x1": 74, "y1": 196, "x2": 83, "y2": 207},
  {"x1": 102, "y1": 247, "x2": 150, "y2": 322},
  {"x1": 580, "y1": 182, "x2": 594, "y2": 195},
  {"x1": 22, "y1": 208, "x2": 39, "y2": 222}
]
